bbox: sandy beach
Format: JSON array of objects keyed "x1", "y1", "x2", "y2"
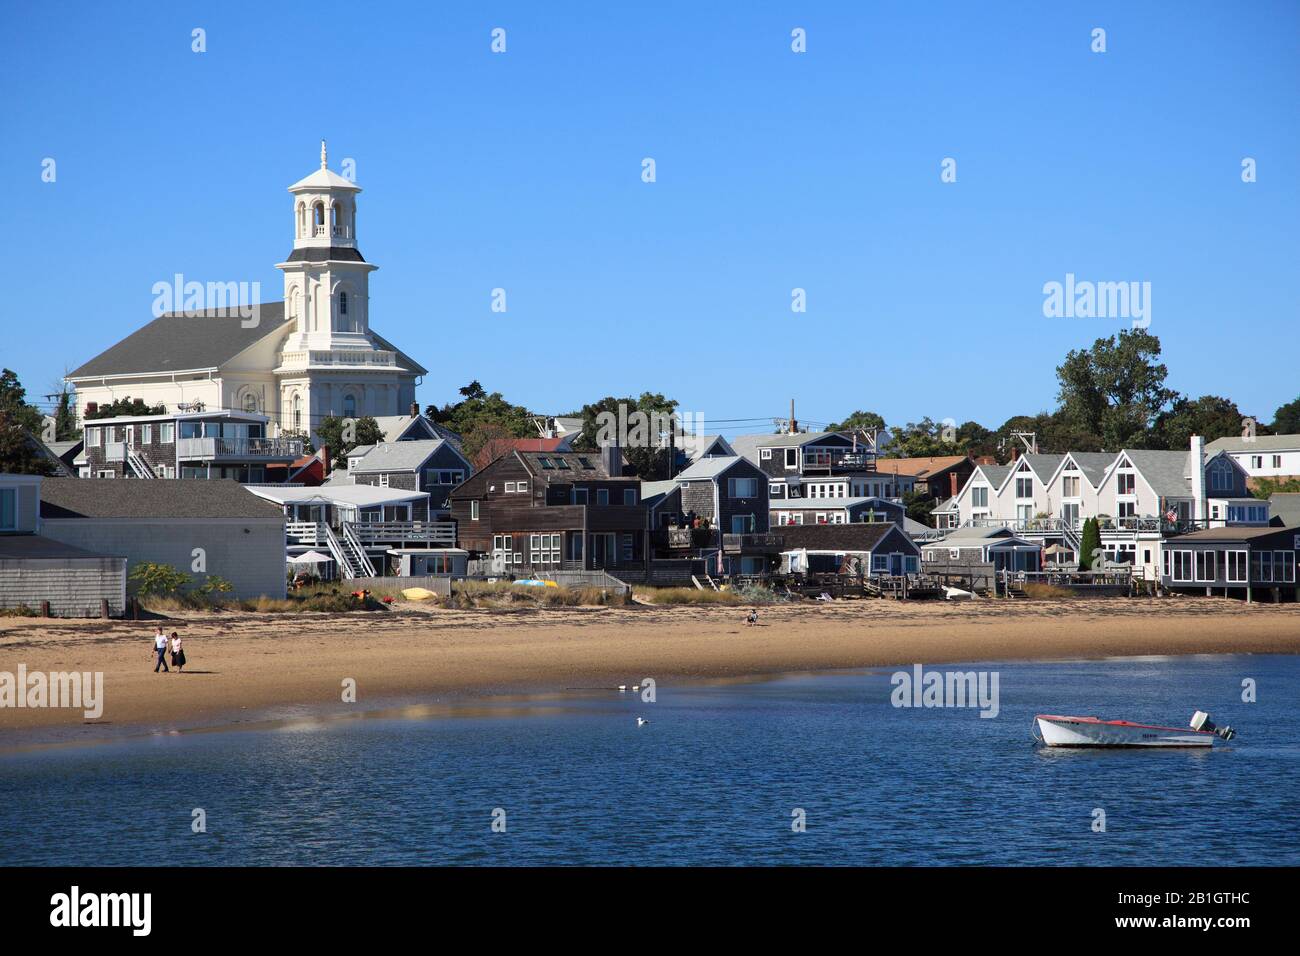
[{"x1": 2, "y1": 599, "x2": 1299, "y2": 738}]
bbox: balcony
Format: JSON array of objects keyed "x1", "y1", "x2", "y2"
[
  {"x1": 801, "y1": 450, "x2": 874, "y2": 474},
  {"x1": 722, "y1": 533, "x2": 785, "y2": 554},
  {"x1": 276, "y1": 348, "x2": 397, "y2": 370},
  {"x1": 287, "y1": 521, "x2": 456, "y2": 547},
  {"x1": 655, "y1": 527, "x2": 716, "y2": 550},
  {"x1": 177, "y1": 436, "x2": 304, "y2": 461}
]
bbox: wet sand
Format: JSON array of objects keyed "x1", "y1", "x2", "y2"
[{"x1": 2, "y1": 599, "x2": 1298, "y2": 739}]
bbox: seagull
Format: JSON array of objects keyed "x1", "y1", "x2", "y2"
[{"x1": 636, "y1": 717, "x2": 649, "y2": 727}]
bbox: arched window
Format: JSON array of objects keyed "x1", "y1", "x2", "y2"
[
  {"x1": 343, "y1": 393, "x2": 356, "y2": 419},
  {"x1": 243, "y1": 392, "x2": 258, "y2": 414},
  {"x1": 313, "y1": 202, "x2": 325, "y2": 234},
  {"x1": 292, "y1": 394, "x2": 302, "y2": 432},
  {"x1": 296, "y1": 202, "x2": 306, "y2": 238}
]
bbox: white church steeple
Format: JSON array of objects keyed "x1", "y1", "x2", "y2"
[{"x1": 276, "y1": 141, "x2": 376, "y2": 351}]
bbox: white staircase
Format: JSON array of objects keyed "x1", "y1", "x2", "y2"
[
  {"x1": 341, "y1": 522, "x2": 377, "y2": 577},
  {"x1": 322, "y1": 524, "x2": 364, "y2": 579},
  {"x1": 125, "y1": 447, "x2": 156, "y2": 478}
]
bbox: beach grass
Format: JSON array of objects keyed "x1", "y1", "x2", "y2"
[
  {"x1": 446, "y1": 581, "x2": 628, "y2": 609},
  {"x1": 633, "y1": 586, "x2": 743, "y2": 605},
  {"x1": 1020, "y1": 582, "x2": 1075, "y2": 600}
]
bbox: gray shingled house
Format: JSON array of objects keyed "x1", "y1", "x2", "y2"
[{"x1": 38, "y1": 479, "x2": 287, "y2": 600}]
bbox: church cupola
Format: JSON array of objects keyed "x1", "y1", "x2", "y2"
[{"x1": 276, "y1": 141, "x2": 378, "y2": 349}]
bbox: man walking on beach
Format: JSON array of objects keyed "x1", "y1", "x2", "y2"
[{"x1": 152, "y1": 627, "x2": 169, "y2": 673}]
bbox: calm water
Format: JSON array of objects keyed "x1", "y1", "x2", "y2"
[{"x1": 1, "y1": 655, "x2": 1296, "y2": 866}]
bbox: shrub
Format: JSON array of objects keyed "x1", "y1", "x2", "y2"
[
  {"x1": 633, "y1": 586, "x2": 742, "y2": 605},
  {"x1": 128, "y1": 562, "x2": 191, "y2": 596}
]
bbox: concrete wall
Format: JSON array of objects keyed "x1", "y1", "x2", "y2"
[
  {"x1": 39, "y1": 518, "x2": 286, "y2": 600},
  {"x1": 0, "y1": 557, "x2": 126, "y2": 617}
]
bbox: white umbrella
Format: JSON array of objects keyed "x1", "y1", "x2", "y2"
[{"x1": 288, "y1": 550, "x2": 333, "y2": 565}]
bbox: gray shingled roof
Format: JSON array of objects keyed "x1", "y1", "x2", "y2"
[
  {"x1": 730, "y1": 431, "x2": 844, "y2": 463},
  {"x1": 1063, "y1": 452, "x2": 1115, "y2": 487},
  {"x1": 1268, "y1": 493, "x2": 1300, "y2": 527},
  {"x1": 40, "y1": 478, "x2": 286, "y2": 519},
  {"x1": 349, "y1": 439, "x2": 446, "y2": 473},
  {"x1": 1019, "y1": 453, "x2": 1065, "y2": 484},
  {"x1": 1207, "y1": 434, "x2": 1300, "y2": 453},
  {"x1": 1122, "y1": 449, "x2": 1197, "y2": 498},
  {"x1": 68, "y1": 304, "x2": 427, "y2": 379},
  {"x1": 675, "y1": 455, "x2": 750, "y2": 481},
  {"x1": 68, "y1": 305, "x2": 291, "y2": 378},
  {"x1": 976, "y1": 464, "x2": 1012, "y2": 488}
]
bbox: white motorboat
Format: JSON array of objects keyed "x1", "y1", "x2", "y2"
[{"x1": 1034, "y1": 710, "x2": 1236, "y2": 748}]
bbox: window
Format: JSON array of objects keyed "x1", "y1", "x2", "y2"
[
  {"x1": 339, "y1": 291, "x2": 348, "y2": 315},
  {"x1": 784, "y1": 448, "x2": 798, "y2": 469},
  {"x1": 0, "y1": 488, "x2": 15, "y2": 530},
  {"x1": 577, "y1": 457, "x2": 594, "y2": 470},
  {"x1": 971, "y1": 487, "x2": 988, "y2": 509},
  {"x1": 1171, "y1": 551, "x2": 1193, "y2": 582},
  {"x1": 1226, "y1": 550, "x2": 1247, "y2": 582},
  {"x1": 85, "y1": 427, "x2": 100, "y2": 448},
  {"x1": 554, "y1": 458, "x2": 570, "y2": 470},
  {"x1": 427, "y1": 469, "x2": 464, "y2": 486},
  {"x1": 624, "y1": 488, "x2": 636, "y2": 505},
  {"x1": 504, "y1": 481, "x2": 515, "y2": 493},
  {"x1": 1256, "y1": 550, "x2": 1274, "y2": 583},
  {"x1": 596, "y1": 489, "x2": 609, "y2": 506},
  {"x1": 470, "y1": 500, "x2": 479, "y2": 521},
  {"x1": 949, "y1": 549, "x2": 960, "y2": 560},
  {"x1": 517, "y1": 481, "x2": 529, "y2": 494},
  {"x1": 760, "y1": 448, "x2": 772, "y2": 460},
  {"x1": 292, "y1": 394, "x2": 302, "y2": 432},
  {"x1": 1194, "y1": 550, "x2": 1216, "y2": 582},
  {"x1": 770, "y1": 483, "x2": 785, "y2": 498},
  {"x1": 160, "y1": 422, "x2": 174, "y2": 443},
  {"x1": 1251, "y1": 456, "x2": 1263, "y2": 469},
  {"x1": 1015, "y1": 477, "x2": 1033, "y2": 498},
  {"x1": 141, "y1": 424, "x2": 152, "y2": 444},
  {"x1": 343, "y1": 394, "x2": 356, "y2": 419},
  {"x1": 1117, "y1": 473, "x2": 1135, "y2": 495},
  {"x1": 1277, "y1": 551, "x2": 1296, "y2": 583},
  {"x1": 1162, "y1": 550, "x2": 1171, "y2": 577},
  {"x1": 1273, "y1": 455, "x2": 1283, "y2": 469},
  {"x1": 96, "y1": 470, "x2": 116, "y2": 478},
  {"x1": 1062, "y1": 476, "x2": 1080, "y2": 497},
  {"x1": 573, "y1": 488, "x2": 588, "y2": 505},
  {"x1": 728, "y1": 477, "x2": 758, "y2": 498},
  {"x1": 538, "y1": 457, "x2": 554, "y2": 469},
  {"x1": 378, "y1": 475, "x2": 389, "y2": 488},
  {"x1": 622, "y1": 534, "x2": 634, "y2": 561}
]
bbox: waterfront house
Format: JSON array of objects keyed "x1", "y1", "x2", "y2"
[
  {"x1": 347, "y1": 439, "x2": 472, "y2": 516},
  {"x1": 1158, "y1": 526, "x2": 1299, "y2": 602},
  {"x1": 38, "y1": 478, "x2": 286, "y2": 600},
  {"x1": 448, "y1": 446, "x2": 650, "y2": 576},
  {"x1": 0, "y1": 473, "x2": 127, "y2": 617},
  {"x1": 770, "y1": 496, "x2": 905, "y2": 528},
  {"x1": 731, "y1": 431, "x2": 916, "y2": 502},
  {"x1": 1206, "y1": 433, "x2": 1300, "y2": 486},
  {"x1": 77, "y1": 409, "x2": 302, "y2": 482},
  {"x1": 775, "y1": 523, "x2": 922, "y2": 577},
  {"x1": 921, "y1": 526, "x2": 1043, "y2": 575},
  {"x1": 873, "y1": 455, "x2": 978, "y2": 502}
]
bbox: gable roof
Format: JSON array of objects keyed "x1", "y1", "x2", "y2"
[
  {"x1": 68, "y1": 305, "x2": 291, "y2": 379},
  {"x1": 349, "y1": 439, "x2": 449, "y2": 474},
  {"x1": 1053, "y1": 451, "x2": 1115, "y2": 488},
  {"x1": 685, "y1": 434, "x2": 735, "y2": 461},
  {"x1": 730, "y1": 431, "x2": 848, "y2": 462},
  {"x1": 40, "y1": 478, "x2": 285, "y2": 519},
  {"x1": 674, "y1": 455, "x2": 756, "y2": 482},
  {"x1": 776, "y1": 523, "x2": 915, "y2": 553},
  {"x1": 1120, "y1": 449, "x2": 1200, "y2": 498},
  {"x1": 515, "y1": 449, "x2": 631, "y2": 481},
  {"x1": 371, "y1": 414, "x2": 458, "y2": 445},
  {"x1": 1207, "y1": 434, "x2": 1300, "y2": 453}
]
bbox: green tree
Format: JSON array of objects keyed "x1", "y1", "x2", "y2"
[
  {"x1": 426, "y1": 381, "x2": 534, "y2": 439},
  {"x1": 1055, "y1": 330, "x2": 1177, "y2": 449},
  {"x1": 828, "y1": 410, "x2": 886, "y2": 433},
  {"x1": 51, "y1": 385, "x2": 79, "y2": 441},
  {"x1": 1152, "y1": 395, "x2": 1245, "y2": 450},
  {"x1": 316, "y1": 415, "x2": 382, "y2": 467},
  {"x1": 1077, "y1": 518, "x2": 1102, "y2": 571},
  {"x1": 903, "y1": 489, "x2": 935, "y2": 525},
  {"x1": 572, "y1": 392, "x2": 679, "y2": 480},
  {"x1": 1272, "y1": 396, "x2": 1300, "y2": 434},
  {"x1": 0, "y1": 369, "x2": 54, "y2": 475}
]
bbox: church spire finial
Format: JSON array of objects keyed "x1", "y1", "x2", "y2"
[{"x1": 320, "y1": 139, "x2": 327, "y2": 170}]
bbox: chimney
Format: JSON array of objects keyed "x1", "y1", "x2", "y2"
[
  {"x1": 601, "y1": 439, "x2": 622, "y2": 477},
  {"x1": 319, "y1": 445, "x2": 330, "y2": 475},
  {"x1": 789, "y1": 399, "x2": 798, "y2": 435},
  {"x1": 1190, "y1": 434, "x2": 1206, "y2": 523},
  {"x1": 1011, "y1": 445, "x2": 1019, "y2": 462},
  {"x1": 950, "y1": 471, "x2": 959, "y2": 498},
  {"x1": 85, "y1": 402, "x2": 98, "y2": 417},
  {"x1": 410, "y1": 401, "x2": 419, "y2": 418}
]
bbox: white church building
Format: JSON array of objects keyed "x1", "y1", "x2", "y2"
[{"x1": 66, "y1": 143, "x2": 427, "y2": 444}]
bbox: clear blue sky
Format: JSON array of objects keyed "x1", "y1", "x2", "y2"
[{"x1": 2, "y1": 0, "x2": 1296, "y2": 436}]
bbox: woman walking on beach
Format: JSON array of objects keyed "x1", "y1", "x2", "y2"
[{"x1": 170, "y1": 632, "x2": 186, "y2": 673}]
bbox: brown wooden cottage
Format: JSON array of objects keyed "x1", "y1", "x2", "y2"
[{"x1": 448, "y1": 446, "x2": 649, "y2": 576}]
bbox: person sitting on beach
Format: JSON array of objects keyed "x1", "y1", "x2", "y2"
[
  {"x1": 170, "y1": 632, "x2": 186, "y2": 673},
  {"x1": 151, "y1": 628, "x2": 169, "y2": 673}
]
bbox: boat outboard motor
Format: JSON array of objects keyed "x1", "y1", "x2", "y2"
[{"x1": 1190, "y1": 710, "x2": 1236, "y2": 741}]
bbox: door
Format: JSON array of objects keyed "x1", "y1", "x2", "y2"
[
  {"x1": 1061, "y1": 503, "x2": 1080, "y2": 530},
  {"x1": 889, "y1": 553, "x2": 903, "y2": 576}
]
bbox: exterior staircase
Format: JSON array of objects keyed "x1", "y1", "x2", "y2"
[
  {"x1": 322, "y1": 524, "x2": 376, "y2": 579},
  {"x1": 125, "y1": 447, "x2": 156, "y2": 478},
  {"x1": 341, "y1": 522, "x2": 377, "y2": 577}
]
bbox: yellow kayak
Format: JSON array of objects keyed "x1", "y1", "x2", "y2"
[{"x1": 401, "y1": 587, "x2": 437, "y2": 601}]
